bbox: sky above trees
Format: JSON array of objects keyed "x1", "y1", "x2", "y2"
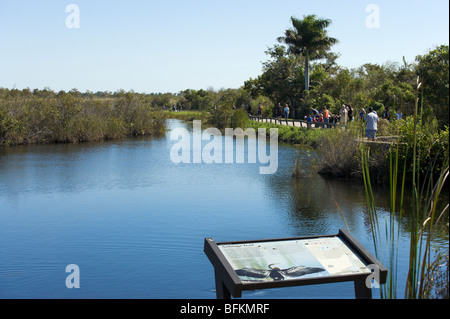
[{"x1": 0, "y1": 0, "x2": 448, "y2": 93}]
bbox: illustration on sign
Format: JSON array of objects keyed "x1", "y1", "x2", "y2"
[
  {"x1": 219, "y1": 237, "x2": 371, "y2": 283},
  {"x1": 236, "y1": 264, "x2": 325, "y2": 281}
]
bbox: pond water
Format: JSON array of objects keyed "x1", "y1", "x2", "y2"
[{"x1": 0, "y1": 119, "x2": 447, "y2": 299}]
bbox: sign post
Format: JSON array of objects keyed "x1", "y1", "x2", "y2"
[{"x1": 204, "y1": 229, "x2": 387, "y2": 299}]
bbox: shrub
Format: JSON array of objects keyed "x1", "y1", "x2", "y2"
[
  {"x1": 398, "y1": 116, "x2": 449, "y2": 180},
  {"x1": 316, "y1": 127, "x2": 363, "y2": 179},
  {"x1": 249, "y1": 121, "x2": 329, "y2": 147},
  {"x1": 206, "y1": 105, "x2": 233, "y2": 130},
  {"x1": 230, "y1": 109, "x2": 250, "y2": 129},
  {"x1": 0, "y1": 89, "x2": 167, "y2": 146},
  {"x1": 0, "y1": 108, "x2": 25, "y2": 145},
  {"x1": 165, "y1": 110, "x2": 208, "y2": 122},
  {"x1": 377, "y1": 118, "x2": 399, "y2": 136},
  {"x1": 370, "y1": 101, "x2": 385, "y2": 112}
]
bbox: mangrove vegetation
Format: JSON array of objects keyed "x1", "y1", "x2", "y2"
[{"x1": 0, "y1": 89, "x2": 166, "y2": 146}]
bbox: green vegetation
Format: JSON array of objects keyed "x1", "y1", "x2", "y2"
[
  {"x1": 250, "y1": 17, "x2": 448, "y2": 185},
  {"x1": 245, "y1": 41, "x2": 448, "y2": 128},
  {"x1": 250, "y1": 121, "x2": 328, "y2": 147},
  {"x1": 0, "y1": 13, "x2": 448, "y2": 299},
  {"x1": 2, "y1": 14, "x2": 447, "y2": 146},
  {"x1": 206, "y1": 105, "x2": 234, "y2": 131},
  {"x1": 4, "y1": 41, "x2": 444, "y2": 149},
  {"x1": 230, "y1": 109, "x2": 251, "y2": 129},
  {"x1": 315, "y1": 122, "x2": 366, "y2": 180},
  {"x1": 288, "y1": 117, "x2": 448, "y2": 184},
  {"x1": 0, "y1": 89, "x2": 166, "y2": 146},
  {"x1": 415, "y1": 45, "x2": 449, "y2": 127},
  {"x1": 165, "y1": 110, "x2": 208, "y2": 122},
  {"x1": 360, "y1": 78, "x2": 449, "y2": 299}
]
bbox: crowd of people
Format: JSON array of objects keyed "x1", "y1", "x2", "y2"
[
  {"x1": 301, "y1": 104, "x2": 402, "y2": 125},
  {"x1": 303, "y1": 105, "x2": 348, "y2": 124},
  {"x1": 283, "y1": 103, "x2": 402, "y2": 141},
  {"x1": 170, "y1": 100, "x2": 402, "y2": 142}
]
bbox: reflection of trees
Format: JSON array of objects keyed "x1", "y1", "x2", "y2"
[
  {"x1": 261, "y1": 147, "x2": 448, "y2": 244},
  {"x1": 393, "y1": 187, "x2": 449, "y2": 243},
  {"x1": 0, "y1": 136, "x2": 170, "y2": 199},
  {"x1": 288, "y1": 176, "x2": 374, "y2": 234}
]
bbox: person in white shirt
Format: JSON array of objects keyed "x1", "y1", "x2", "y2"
[
  {"x1": 365, "y1": 107, "x2": 379, "y2": 141},
  {"x1": 339, "y1": 105, "x2": 348, "y2": 124}
]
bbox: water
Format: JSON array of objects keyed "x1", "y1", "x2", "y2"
[{"x1": 0, "y1": 119, "x2": 447, "y2": 299}]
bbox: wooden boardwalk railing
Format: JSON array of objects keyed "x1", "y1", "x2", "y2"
[
  {"x1": 250, "y1": 116, "x2": 339, "y2": 129},
  {"x1": 250, "y1": 116, "x2": 402, "y2": 145}
]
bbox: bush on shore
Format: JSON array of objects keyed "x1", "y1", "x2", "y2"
[
  {"x1": 250, "y1": 117, "x2": 448, "y2": 184},
  {"x1": 250, "y1": 121, "x2": 329, "y2": 147},
  {"x1": 0, "y1": 90, "x2": 166, "y2": 146}
]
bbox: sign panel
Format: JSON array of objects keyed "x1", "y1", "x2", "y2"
[
  {"x1": 218, "y1": 236, "x2": 371, "y2": 283},
  {"x1": 204, "y1": 230, "x2": 387, "y2": 299}
]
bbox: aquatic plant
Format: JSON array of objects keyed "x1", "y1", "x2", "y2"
[{"x1": 361, "y1": 77, "x2": 449, "y2": 299}]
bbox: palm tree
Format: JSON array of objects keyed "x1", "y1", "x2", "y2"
[{"x1": 278, "y1": 15, "x2": 338, "y2": 91}]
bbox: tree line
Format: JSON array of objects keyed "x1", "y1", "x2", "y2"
[
  {"x1": 245, "y1": 15, "x2": 448, "y2": 128},
  {"x1": 1, "y1": 15, "x2": 448, "y2": 146}
]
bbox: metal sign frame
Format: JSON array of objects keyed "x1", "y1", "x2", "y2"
[{"x1": 204, "y1": 229, "x2": 387, "y2": 299}]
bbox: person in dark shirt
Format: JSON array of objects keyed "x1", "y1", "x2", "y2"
[{"x1": 383, "y1": 107, "x2": 390, "y2": 121}]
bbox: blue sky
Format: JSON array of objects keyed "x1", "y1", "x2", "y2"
[{"x1": 0, "y1": 0, "x2": 448, "y2": 93}]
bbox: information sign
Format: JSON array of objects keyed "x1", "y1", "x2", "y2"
[{"x1": 204, "y1": 229, "x2": 387, "y2": 299}]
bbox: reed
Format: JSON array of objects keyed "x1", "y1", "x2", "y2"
[{"x1": 361, "y1": 77, "x2": 449, "y2": 299}]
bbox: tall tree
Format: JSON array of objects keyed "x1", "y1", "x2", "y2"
[
  {"x1": 415, "y1": 45, "x2": 449, "y2": 127},
  {"x1": 278, "y1": 15, "x2": 338, "y2": 91},
  {"x1": 244, "y1": 45, "x2": 305, "y2": 116}
]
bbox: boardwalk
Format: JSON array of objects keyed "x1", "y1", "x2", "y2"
[
  {"x1": 251, "y1": 116, "x2": 401, "y2": 145},
  {"x1": 250, "y1": 116, "x2": 339, "y2": 129}
]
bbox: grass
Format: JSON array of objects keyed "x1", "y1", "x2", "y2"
[{"x1": 360, "y1": 77, "x2": 449, "y2": 299}]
